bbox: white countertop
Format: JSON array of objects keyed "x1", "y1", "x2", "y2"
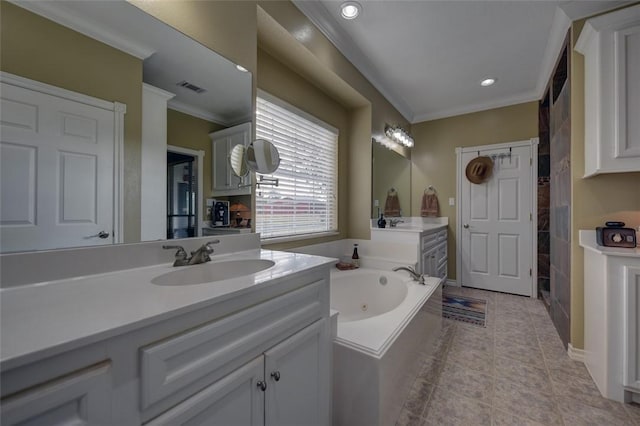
[
  {"x1": 371, "y1": 224, "x2": 447, "y2": 233},
  {"x1": 0, "y1": 249, "x2": 334, "y2": 370},
  {"x1": 370, "y1": 216, "x2": 448, "y2": 234},
  {"x1": 579, "y1": 230, "x2": 640, "y2": 258}
]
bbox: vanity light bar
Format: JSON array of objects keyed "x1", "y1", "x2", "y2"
[{"x1": 384, "y1": 125, "x2": 414, "y2": 148}]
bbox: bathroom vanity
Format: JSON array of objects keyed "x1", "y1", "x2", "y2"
[
  {"x1": 580, "y1": 230, "x2": 640, "y2": 403},
  {"x1": 0, "y1": 236, "x2": 334, "y2": 425},
  {"x1": 371, "y1": 218, "x2": 448, "y2": 281}
]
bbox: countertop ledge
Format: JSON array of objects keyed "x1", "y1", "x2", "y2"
[
  {"x1": 0, "y1": 249, "x2": 335, "y2": 371},
  {"x1": 579, "y1": 230, "x2": 640, "y2": 258}
]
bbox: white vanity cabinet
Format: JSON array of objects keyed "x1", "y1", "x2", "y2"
[
  {"x1": 146, "y1": 319, "x2": 328, "y2": 426},
  {"x1": 370, "y1": 223, "x2": 448, "y2": 281},
  {"x1": 0, "y1": 265, "x2": 332, "y2": 426},
  {"x1": 575, "y1": 5, "x2": 640, "y2": 176},
  {"x1": 210, "y1": 122, "x2": 252, "y2": 195},
  {"x1": 580, "y1": 230, "x2": 640, "y2": 403},
  {"x1": 421, "y1": 229, "x2": 448, "y2": 280}
]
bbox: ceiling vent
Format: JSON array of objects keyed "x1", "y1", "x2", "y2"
[{"x1": 176, "y1": 80, "x2": 207, "y2": 94}]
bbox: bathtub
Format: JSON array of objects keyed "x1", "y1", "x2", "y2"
[{"x1": 330, "y1": 268, "x2": 442, "y2": 426}]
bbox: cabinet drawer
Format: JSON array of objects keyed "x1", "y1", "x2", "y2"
[
  {"x1": 436, "y1": 229, "x2": 447, "y2": 243},
  {"x1": 436, "y1": 262, "x2": 447, "y2": 281},
  {"x1": 140, "y1": 280, "x2": 324, "y2": 409},
  {"x1": 436, "y1": 243, "x2": 447, "y2": 265},
  {"x1": 421, "y1": 232, "x2": 438, "y2": 251},
  {"x1": 1, "y1": 362, "x2": 111, "y2": 426}
]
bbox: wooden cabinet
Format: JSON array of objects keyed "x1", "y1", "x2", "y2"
[
  {"x1": 210, "y1": 122, "x2": 251, "y2": 195},
  {"x1": 575, "y1": 5, "x2": 640, "y2": 176}
]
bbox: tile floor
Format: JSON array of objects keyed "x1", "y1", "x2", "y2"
[{"x1": 396, "y1": 285, "x2": 640, "y2": 426}]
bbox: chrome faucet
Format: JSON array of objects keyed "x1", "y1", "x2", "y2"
[
  {"x1": 392, "y1": 265, "x2": 426, "y2": 285},
  {"x1": 389, "y1": 218, "x2": 404, "y2": 228},
  {"x1": 163, "y1": 240, "x2": 220, "y2": 267}
]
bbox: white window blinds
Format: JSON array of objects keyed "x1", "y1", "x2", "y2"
[{"x1": 256, "y1": 94, "x2": 338, "y2": 240}]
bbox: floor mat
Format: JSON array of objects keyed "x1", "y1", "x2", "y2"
[{"x1": 442, "y1": 293, "x2": 487, "y2": 327}]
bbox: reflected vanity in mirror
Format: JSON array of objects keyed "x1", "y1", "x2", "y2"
[
  {"x1": 371, "y1": 141, "x2": 411, "y2": 219},
  {"x1": 0, "y1": 1, "x2": 252, "y2": 252}
]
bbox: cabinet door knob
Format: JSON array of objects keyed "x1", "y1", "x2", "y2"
[
  {"x1": 463, "y1": 224, "x2": 469, "y2": 229},
  {"x1": 270, "y1": 371, "x2": 281, "y2": 382},
  {"x1": 257, "y1": 380, "x2": 267, "y2": 391}
]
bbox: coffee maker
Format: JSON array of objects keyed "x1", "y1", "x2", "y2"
[{"x1": 210, "y1": 199, "x2": 229, "y2": 227}]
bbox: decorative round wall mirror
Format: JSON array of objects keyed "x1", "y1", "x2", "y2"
[
  {"x1": 246, "y1": 139, "x2": 280, "y2": 174},
  {"x1": 229, "y1": 144, "x2": 249, "y2": 177}
]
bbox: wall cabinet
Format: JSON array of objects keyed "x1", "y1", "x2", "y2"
[
  {"x1": 575, "y1": 5, "x2": 640, "y2": 176},
  {"x1": 1, "y1": 269, "x2": 331, "y2": 425},
  {"x1": 210, "y1": 122, "x2": 251, "y2": 195}
]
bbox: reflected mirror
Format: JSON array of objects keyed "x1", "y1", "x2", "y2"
[
  {"x1": 371, "y1": 142, "x2": 411, "y2": 219},
  {"x1": 229, "y1": 144, "x2": 249, "y2": 178},
  {"x1": 0, "y1": 1, "x2": 252, "y2": 252},
  {"x1": 246, "y1": 139, "x2": 280, "y2": 175}
]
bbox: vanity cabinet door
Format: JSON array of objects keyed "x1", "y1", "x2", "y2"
[
  {"x1": 264, "y1": 319, "x2": 330, "y2": 426},
  {"x1": 146, "y1": 356, "x2": 265, "y2": 426},
  {"x1": 210, "y1": 122, "x2": 251, "y2": 195},
  {"x1": 1, "y1": 362, "x2": 111, "y2": 426},
  {"x1": 421, "y1": 246, "x2": 437, "y2": 277}
]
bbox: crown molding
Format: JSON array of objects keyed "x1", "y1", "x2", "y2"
[
  {"x1": 8, "y1": 0, "x2": 155, "y2": 60},
  {"x1": 168, "y1": 100, "x2": 236, "y2": 127},
  {"x1": 534, "y1": 7, "x2": 572, "y2": 100},
  {"x1": 412, "y1": 90, "x2": 539, "y2": 123},
  {"x1": 292, "y1": 0, "x2": 414, "y2": 122}
]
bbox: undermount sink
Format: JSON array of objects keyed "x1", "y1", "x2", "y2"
[{"x1": 151, "y1": 259, "x2": 276, "y2": 286}]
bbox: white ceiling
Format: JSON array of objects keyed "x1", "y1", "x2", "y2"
[{"x1": 294, "y1": 0, "x2": 631, "y2": 123}]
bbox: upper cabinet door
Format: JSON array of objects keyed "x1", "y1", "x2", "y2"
[
  {"x1": 264, "y1": 319, "x2": 330, "y2": 426},
  {"x1": 575, "y1": 5, "x2": 640, "y2": 177},
  {"x1": 210, "y1": 122, "x2": 251, "y2": 196}
]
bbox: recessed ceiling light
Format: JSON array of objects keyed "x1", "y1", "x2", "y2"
[
  {"x1": 236, "y1": 64, "x2": 249, "y2": 73},
  {"x1": 341, "y1": 1, "x2": 361, "y2": 20},
  {"x1": 480, "y1": 78, "x2": 496, "y2": 87}
]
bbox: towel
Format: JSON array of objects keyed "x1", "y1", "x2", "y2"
[
  {"x1": 384, "y1": 189, "x2": 401, "y2": 217},
  {"x1": 421, "y1": 192, "x2": 440, "y2": 217}
]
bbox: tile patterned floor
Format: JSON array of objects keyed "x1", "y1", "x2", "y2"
[{"x1": 396, "y1": 285, "x2": 640, "y2": 426}]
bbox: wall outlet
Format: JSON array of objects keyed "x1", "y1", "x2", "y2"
[
  {"x1": 374, "y1": 199, "x2": 379, "y2": 207},
  {"x1": 449, "y1": 197, "x2": 455, "y2": 206}
]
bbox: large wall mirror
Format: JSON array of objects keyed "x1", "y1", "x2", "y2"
[
  {"x1": 0, "y1": 0, "x2": 252, "y2": 253},
  {"x1": 371, "y1": 142, "x2": 411, "y2": 219}
]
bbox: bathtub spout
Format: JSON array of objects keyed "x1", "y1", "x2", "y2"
[{"x1": 392, "y1": 266, "x2": 426, "y2": 285}]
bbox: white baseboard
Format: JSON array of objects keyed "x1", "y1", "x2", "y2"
[
  {"x1": 445, "y1": 279, "x2": 459, "y2": 287},
  {"x1": 568, "y1": 343, "x2": 585, "y2": 363}
]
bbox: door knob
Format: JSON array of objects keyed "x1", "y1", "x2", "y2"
[
  {"x1": 87, "y1": 231, "x2": 110, "y2": 239},
  {"x1": 257, "y1": 381, "x2": 267, "y2": 391},
  {"x1": 270, "y1": 371, "x2": 281, "y2": 382},
  {"x1": 463, "y1": 224, "x2": 469, "y2": 229}
]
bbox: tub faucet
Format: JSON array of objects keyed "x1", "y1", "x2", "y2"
[
  {"x1": 392, "y1": 266, "x2": 426, "y2": 285},
  {"x1": 163, "y1": 240, "x2": 220, "y2": 267},
  {"x1": 389, "y1": 219, "x2": 404, "y2": 228}
]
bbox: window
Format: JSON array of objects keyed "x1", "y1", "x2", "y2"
[{"x1": 255, "y1": 93, "x2": 338, "y2": 240}]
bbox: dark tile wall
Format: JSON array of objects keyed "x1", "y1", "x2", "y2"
[
  {"x1": 549, "y1": 44, "x2": 571, "y2": 348},
  {"x1": 538, "y1": 94, "x2": 551, "y2": 302}
]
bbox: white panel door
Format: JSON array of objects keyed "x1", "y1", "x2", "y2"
[
  {"x1": 460, "y1": 144, "x2": 533, "y2": 296},
  {"x1": 265, "y1": 319, "x2": 329, "y2": 426},
  {"x1": 0, "y1": 82, "x2": 115, "y2": 252}
]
